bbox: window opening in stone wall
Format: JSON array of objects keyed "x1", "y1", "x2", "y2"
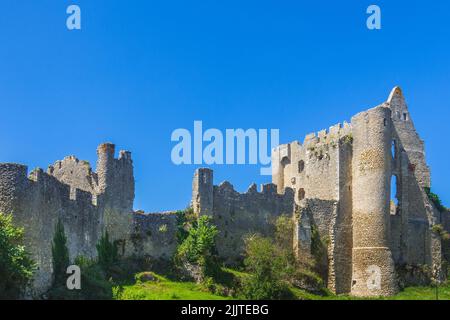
[
  {"x1": 391, "y1": 140, "x2": 397, "y2": 160},
  {"x1": 298, "y1": 188, "x2": 305, "y2": 201},
  {"x1": 390, "y1": 175, "x2": 400, "y2": 215},
  {"x1": 298, "y1": 160, "x2": 305, "y2": 173}
]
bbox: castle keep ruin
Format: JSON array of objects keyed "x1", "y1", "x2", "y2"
[{"x1": 0, "y1": 87, "x2": 447, "y2": 297}]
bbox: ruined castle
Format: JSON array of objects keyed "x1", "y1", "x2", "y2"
[{"x1": 0, "y1": 87, "x2": 447, "y2": 297}]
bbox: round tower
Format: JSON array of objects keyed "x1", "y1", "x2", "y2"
[
  {"x1": 350, "y1": 105, "x2": 398, "y2": 297},
  {"x1": 96, "y1": 143, "x2": 115, "y2": 194},
  {"x1": 0, "y1": 163, "x2": 28, "y2": 215}
]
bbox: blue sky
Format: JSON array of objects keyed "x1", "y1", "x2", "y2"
[{"x1": 0, "y1": 1, "x2": 449, "y2": 211}]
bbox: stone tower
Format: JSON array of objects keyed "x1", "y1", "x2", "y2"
[
  {"x1": 350, "y1": 105, "x2": 398, "y2": 296},
  {"x1": 192, "y1": 168, "x2": 214, "y2": 217},
  {"x1": 96, "y1": 142, "x2": 116, "y2": 194}
]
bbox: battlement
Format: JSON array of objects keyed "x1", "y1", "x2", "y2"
[
  {"x1": 214, "y1": 179, "x2": 293, "y2": 198},
  {"x1": 273, "y1": 121, "x2": 353, "y2": 163},
  {"x1": 0, "y1": 87, "x2": 443, "y2": 298}
]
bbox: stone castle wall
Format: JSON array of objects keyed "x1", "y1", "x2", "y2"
[
  {"x1": 269, "y1": 87, "x2": 445, "y2": 295},
  {"x1": 192, "y1": 168, "x2": 295, "y2": 264},
  {"x1": 0, "y1": 87, "x2": 445, "y2": 298},
  {"x1": 0, "y1": 144, "x2": 176, "y2": 296}
]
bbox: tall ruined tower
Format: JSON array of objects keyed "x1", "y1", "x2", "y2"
[
  {"x1": 96, "y1": 142, "x2": 134, "y2": 210},
  {"x1": 192, "y1": 168, "x2": 214, "y2": 217},
  {"x1": 96, "y1": 143, "x2": 135, "y2": 254},
  {"x1": 96, "y1": 142, "x2": 116, "y2": 195},
  {"x1": 350, "y1": 105, "x2": 398, "y2": 296}
]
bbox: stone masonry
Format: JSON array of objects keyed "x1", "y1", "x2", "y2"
[
  {"x1": 0, "y1": 87, "x2": 447, "y2": 297},
  {"x1": 193, "y1": 87, "x2": 447, "y2": 296}
]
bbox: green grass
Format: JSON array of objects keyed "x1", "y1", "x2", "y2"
[
  {"x1": 113, "y1": 268, "x2": 450, "y2": 300},
  {"x1": 114, "y1": 273, "x2": 231, "y2": 300},
  {"x1": 382, "y1": 284, "x2": 450, "y2": 300},
  {"x1": 290, "y1": 283, "x2": 450, "y2": 300}
]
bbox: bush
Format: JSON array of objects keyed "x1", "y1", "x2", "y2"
[
  {"x1": 175, "y1": 207, "x2": 196, "y2": 244},
  {"x1": 48, "y1": 256, "x2": 113, "y2": 300},
  {"x1": 48, "y1": 228, "x2": 121, "y2": 300},
  {"x1": 425, "y1": 187, "x2": 447, "y2": 212},
  {"x1": 0, "y1": 213, "x2": 35, "y2": 299},
  {"x1": 175, "y1": 215, "x2": 220, "y2": 281},
  {"x1": 96, "y1": 230, "x2": 118, "y2": 274},
  {"x1": 52, "y1": 219, "x2": 70, "y2": 287},
  {"x1": 241, "y1": 234, "x2": 291, "y2": 300},
  {"x1": 240, "y1": 216, "x2": 327, "y2": 299}
]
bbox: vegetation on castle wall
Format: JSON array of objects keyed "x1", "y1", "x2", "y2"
[
  {"x1": 175, "y1": 207, "x2": 196, "y2": 244},
  {"x1": 51, "y1": 219, "x2": 70, "y2": 287},
  {"x1": 240, "y1": 234, "x2": 292, "y2": 299},
  {"x1": 239, "y1": 216, "x2": 326, "y2": 300},
  {"x1": 424, "y1": 187, "x2": 447, "y2": 213},
  {"x1": 0, "y1": 213, "x2": 35, "y2": 299},
  {"x1": 49, "y1": 226, "x2": 125, "y2": 300},
  {"x1": 174, "y1": 215, "x2": 221, "y2": 281},
  {"x1": 310, "y1": 224, "x2": 329, "y2": 281},
  {"x1": 96, "y1": 230, "x2": 118, "y2": 274}
]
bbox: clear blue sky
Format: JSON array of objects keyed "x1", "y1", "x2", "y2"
[{"x1": 0, "y1": 1, "x2": 449, "y2": 211}]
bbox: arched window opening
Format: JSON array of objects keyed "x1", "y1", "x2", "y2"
[
  {"x1": 298, "y1": 160, "x2": 305, "y2": 173},
  {"x1": 281, "y1": 156, "x2": 290, "y2": 167},
  {"x1": 391, "y1": 140, "x2": 397, "y2": 160}
]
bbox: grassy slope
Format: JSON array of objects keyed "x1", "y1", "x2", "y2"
[
  {"x1": 114, "y1": 269, "x2": 450, "y2": 300},
  {"x1": 116, "y1": 273, "x2": 231, "y2": 300}
]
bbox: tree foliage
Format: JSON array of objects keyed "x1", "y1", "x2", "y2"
[
  {"x1": 175, "y1": 215, "x2": 219, "y2": 279},
  {"x1": 96, "y1": 230, "x2": 118, "y2": 272},
  {"x1": 0, "y1": 213, "x2": 35, "y2": 299},
  {"x1": 51, "y1": 219, "x2": 70, "y2": 286}
]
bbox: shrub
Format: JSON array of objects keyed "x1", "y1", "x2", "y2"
[
  {"x1": 431, "y1": 224, "x2": 450, "y2": 241},
  {"x1": 241, "y1": 216, "x2": 327, "y2": 299},
  {"x1": 51, "y1": 219, "x2": 70, "y2": 287},
  {"x1": 241, "y1": 234, "x2": 291, "y2": 300},
  {"x1": 48, "y1": 256, "x2": 113, "y2": 300},
  {"x1": 424, "y1": 187, "x2": 447, "y2": 212},
  {"x1": 175, "y1": 207, "x2": 196, "y2": 244},
  {"x1": 96, "y1": 230, "x2": 118, "y2": 273},
  {"x1": 175, "y1": 215, "x2": 220, "y2": 280},
  {"x1": 0, "y1": 213, "x2": 35, "y2": 299}
]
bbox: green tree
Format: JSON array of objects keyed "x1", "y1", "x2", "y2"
[
  {"x1": 96, "y1": 230, "x2": 118, "y2": 272},
  {"x1": 175, "y1": 215, "x2": 219, "y2": 279},
  {"x1": 0, "y1": 213, "x2": 35, "y2": 299},
  {"x1": 241, "y1": 234, "x2": 289, "y2": 300},
  {"x1": 51, "y1": 219, "x2": 70, "y2": 286}
]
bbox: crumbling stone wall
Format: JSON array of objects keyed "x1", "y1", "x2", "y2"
[
  {"x1": 0, "y1": 87, "x2": 444, "y2": 298},
  {"x1": 0, "y1": 143, "x2": 175, "y2": 296},
  {"x1": 270, "y1": 87, "x2": 444, "y2": 296},
  {"x1": 130, "y1": 212, "x2": 178, "y2": 260},
  {"x1": 272, "y1": 121, "x2": 354, "y2": 294},
  {"x1": 192, "y1": 168, "x2": 295, "y2": 264},
  {"x1": 0, "y1": 164, "x2": 103, "y2": 295}
]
